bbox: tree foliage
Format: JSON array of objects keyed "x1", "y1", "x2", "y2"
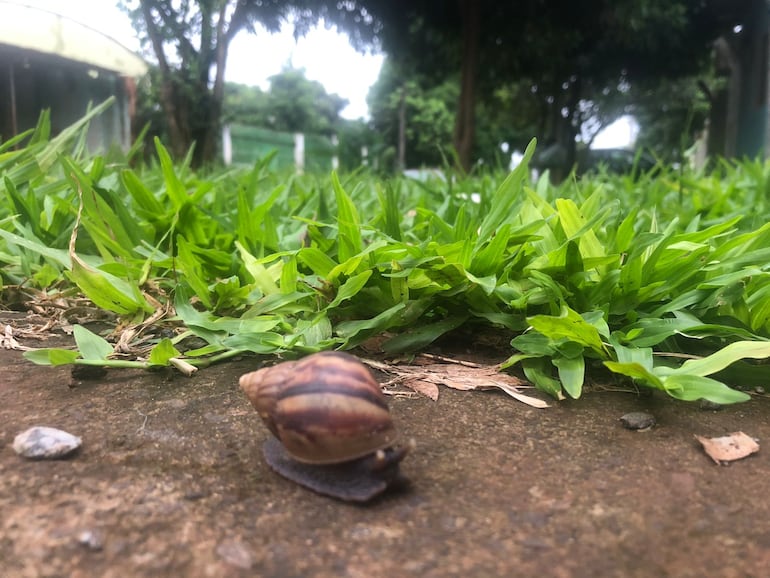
[
  {"x1": 225, "y1": 68, "x2": 348, "y2": 135},
  {"x1": 267, "y1": 68, "x2": 348, "y2": 134},
  {"x1": 336, "y1": 118, "x2": 376, "y2": 171},
  {"x1": 121, "y1": 0, "x2": 297, "y2": 166},
  {"x1": 121, "y1": 0, "x2": 376, "y2": 167},
  {"x1": 223, "y1": 68, "x2": 374, "y2": 169},
  {"x1": 357, "y1": 0, "x2": 746, "y2": 173},
  {"x1": 632, "y1": 76, "x2": 714, "y2": 163},
  {"x1": 367, "y1": 60, "x2": 457, "y2": 169},
  {"x1": 222, "y1": 82, "x2": 270, "y2": 127},
  {"x1": 123, "y1": 0, "x2": 748, "y2": 171},
  {"x1": 494, "y1": 0, "x2": 722, "y2": 172}
]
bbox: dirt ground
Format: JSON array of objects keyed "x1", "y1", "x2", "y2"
[{"x1": 2, "y1": 315, "x2": 770, "y2": 578}]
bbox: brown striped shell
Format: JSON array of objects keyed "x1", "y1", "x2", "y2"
[{"x1": 239, "y1": 351, "x2": 397, "y2": 465}]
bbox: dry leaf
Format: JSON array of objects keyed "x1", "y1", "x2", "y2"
[
  {"x1": 1, "y1": 325, "x2": 31, "y2": 351},
  {"x1": 405, "y1": 379, "x2": 440, "y2": 401},
  {"x1": 362, "y1": 356, "x2": 549, "y2": 408},
  {"x1": 694, "y1": 431, "x2": 759, "y2": 465}
]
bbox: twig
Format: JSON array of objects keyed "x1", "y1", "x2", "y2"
[
  {"x1": 417, "y1": 352, "x2": 483, "y2": 367},
  {"x1": 135, "y1": 409, "x2": 149, "y2": 434}
]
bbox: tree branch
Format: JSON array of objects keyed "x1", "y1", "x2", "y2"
[
  {"x1": 198, "y1": 0, "x2": 215, "y2": 84},
  {"x1": 225, "y1": 0, "x2": 252, "y2": 44},
  {"x1": 140, "y1": 0, "x2": 170, "y2": 74},
  {"x1": 213, "y1": 1, "x2": 229, "y2": 98},
  {"x1": 149, "y1": 0, "x2": 199, "y2": 64}
]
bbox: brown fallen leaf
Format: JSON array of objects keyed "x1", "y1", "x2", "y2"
[
  {"x1": 694, "y1": 431, "x2": 760, "y2": 465},
  {"x1": 405, "y1": 379, "x2": 440, "y2": 401},
  {"x1": 362, "y1": 357, "x2": 549, "y2": 408}
]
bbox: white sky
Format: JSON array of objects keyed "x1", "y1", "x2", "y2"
[
  {"x1": 6, "y1": 0, "x2": 631, "y2": 145},
  {"x1": 592, "y1": 116, "x2": 638, "y2": 150},
  {"x1": 227, "y1": 22, "x2": 383, "y2": 120}
]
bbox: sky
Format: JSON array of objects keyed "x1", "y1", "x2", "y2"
[
  {"x1": 227, "y1": 22, "x2": 384, "y2": 120},
  {"x1": 7, "y1": 0, "x2": 630, "y2": 146},
  {"x1": 592, "y1": 116, "x2": 638, "y2": 150}
]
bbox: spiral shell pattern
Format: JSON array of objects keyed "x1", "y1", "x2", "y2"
[{"x1": 239, "y1": 351, "x2": 397, "y2": 464}]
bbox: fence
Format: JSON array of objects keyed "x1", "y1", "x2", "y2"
[{"x1": 223, "y1": 124, "x2": 338, "y2": 172}]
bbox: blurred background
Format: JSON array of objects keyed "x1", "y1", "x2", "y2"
[{"x1": 0, "y1": 0, "x2": 764, "y2": 178}]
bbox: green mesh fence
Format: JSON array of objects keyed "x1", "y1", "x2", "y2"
[
  {"x1": 227, "y1": 124, "x2": 336, "y2": 172},
  {"x1": 304, "y1": 133, "x2": 336, "y2": 173}
]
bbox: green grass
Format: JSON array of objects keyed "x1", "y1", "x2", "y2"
[{"x1": 3, "y1": 108, "x2": 770, "y2": 405}]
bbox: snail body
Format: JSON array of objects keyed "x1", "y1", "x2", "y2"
[{"x1": 239, "y1": 351, "x2": 409, "y2": 501}]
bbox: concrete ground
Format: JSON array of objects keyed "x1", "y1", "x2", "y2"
[{"x1": 2, "y1": 321, "x2": 770, "y2": 577}]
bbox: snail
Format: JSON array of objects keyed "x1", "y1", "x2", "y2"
[{"x1": 239, "y1": 351, "x2": 411, "y2": 502}]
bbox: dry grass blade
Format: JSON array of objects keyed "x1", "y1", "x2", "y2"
[
  {"x1": 114, "y1": 294, "x2": 171, "y2": 355},
  {"x1": 416, "y1": 352, "x2": 484, "y2": 368},
  {"x1": 1, "y1": 325, "x2": 31, "y2": 351},
  {"x1": 169, "y1": 357, "x2": 198, "y2": 376},
  {"x1": 489, "y1": 383, "x2": 551, "y2": 408}
]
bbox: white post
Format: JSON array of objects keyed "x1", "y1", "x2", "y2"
[
  {"x1": 361, "y1": 145, "x2": 369, "y2": 167},
  {"x1": 294, "y1": 132, "x2": 305, "y2": 174},
  {"x1": 222, "y1": 124, "x2": 232, "y2": 165},
  {"x1": 331, "y1": 133, "x2": 339, "y2": 170}
]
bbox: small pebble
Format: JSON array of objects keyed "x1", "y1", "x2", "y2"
[
  {"x1": 216, "y1": 538, "x2": 254, "y2": 569},
  {"x1": 619, "y1": 412, "x2": 656, "y2": 431},
  {"x1": 13, "y1": 426, "x2": 82, "y2": 459},
  {"x1": 78, "y1": 530, "x2": 104, "y2": 551}
]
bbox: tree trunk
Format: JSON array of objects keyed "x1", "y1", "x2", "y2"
[
  {"x1": 198, "y1": 1, "x2": 230, "y2": 167},
  {"x1": 538, "y1": 76, "x2": 581, "y2": 184},
  {"x1": 157, "y1": 78, "x2": 189, "y2": 160},
  {"x1": 141, "y1": 1, "x2": 189, "y2": 160},
  {"x1": 139, "y1": 0, "x2": 233, "y2": 168},
  {"x1": 453, "y1": 0, "x2": 480, "y2": 172}
]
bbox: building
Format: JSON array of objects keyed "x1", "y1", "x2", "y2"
[{"x1": 0, "y1": 1, "x2": 147, "y2": 151}]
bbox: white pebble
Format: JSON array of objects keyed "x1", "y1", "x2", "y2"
[
  {"x1": 78, "y1": 529, "x2": 104, "y2": 550},
  {"x1": 12, "y1": 426, "x2": 82, "y2": 459}
]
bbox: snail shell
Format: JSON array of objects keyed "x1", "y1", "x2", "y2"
[{"x1": 239, "y1": 351, "x2": 398, "y2": 465}]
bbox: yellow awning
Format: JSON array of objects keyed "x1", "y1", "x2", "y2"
[{"x1": 0, "y1": 1, "x2": 148, "y2": 76}]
